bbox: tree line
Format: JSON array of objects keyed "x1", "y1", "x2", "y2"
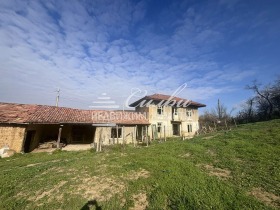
[{"x1": 199, "y1": 76, "x2": 280, "y2": 132}]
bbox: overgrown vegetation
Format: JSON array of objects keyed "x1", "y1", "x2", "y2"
[
  {"x1": 0, "y1": 120, "x2": 279, "y2": 209},
  {"x1": 237, "y1": 77, "x2": 280, "y2": 122},
  {"x1": 200, "y1": 77, "x2": 280, "y2": 132}
]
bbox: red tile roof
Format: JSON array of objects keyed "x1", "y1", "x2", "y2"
[
  {"x1": 129, "y1": 93, "x2": 206, "y2": 108},
  {"x1": 0, "y1": 102, "x2": 149, "y2": 125}
]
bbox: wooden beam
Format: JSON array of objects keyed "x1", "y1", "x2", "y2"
[
  {"x1": 116, "y1": 125, "x2": 119, "y2": 144},
  {"x1": 164, "y1": 125, "x2": 166, "y2": 142},
  {"x1": 122, "y1": 126, "x2": 125, "y2": 144},
  {"x1": 132, "y1": 131, "x2": 134, "y2": 147},
  {"x1": 141, "y1": 126, "x2": 143, "y2": 142},
  {"x1": 57, "y1": 126, "x2": 62, "y2": 149},
  {"x1": 135, "y1": 125, "x2": 138, "y2": 142},
  {"x1": 180, "y1": 123, "x2": 183, "y2": 140},
  {"x1": 99, "y1": 128, "x2": 103, "y2": 152},
  {"x1": 146, "y1": 126, "x2": 149, "y2": 146}
]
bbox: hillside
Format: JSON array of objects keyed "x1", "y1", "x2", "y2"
[{"x1": 0, "y1": 120, "x2": 279, "y2": 209}]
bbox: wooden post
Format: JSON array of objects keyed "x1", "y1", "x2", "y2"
[
  {"x1": 96, "y1": 141, "x2": 99, "y2": 152},
  {"x1": 141, "y1": 126, "x2": 144, "y2": 142},
  {"x1": 96, "y1": 128, "x2": 100, "y2": 152},
  {"x1": 151, "y1": 125, "x2": 154, "y2": 141},
  {"x1": 57, "y1": 126, "x2": 63, "y2": 149},
  {"x1": 180, "y1": 123, "x2": 183, "y2": 140},
  {"x1": 146, "y1": 126, "x2": 148, "y2": 146},
  {"x1": 135, "y1": 125, "x2": 138, "y2": 145},
  {"x1": 122, "y1": 126, "x2": 125, "y2": 145},
  {"x1": 116, "y1": 125, "x2": 119, "y2": 144},
  {"x1": 99, "y1": 128, "x2": 103, "y2": 152},
  {"x1": 225, "y1": 119, "x2": 228, "y2": 130},
  {"x1": 164, "y1": 125, "x2": 166, "y2": 142},
  {"x1": 233, "y1": 118, "x2": 237, "y2": 128},
  {"x1": 132, "y1": 131, "x2": 134, "y2": 147}
]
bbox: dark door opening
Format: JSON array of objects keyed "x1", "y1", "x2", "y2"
[
  {"x1": 24, "y1": 130, "x2": 36, "y2": 153},
  {"x1": 72, "y1": 125, "x2": 94, "y2": 144},
  {"x1": 172, "y1": 124, "x2": 180, "y2": 136}
]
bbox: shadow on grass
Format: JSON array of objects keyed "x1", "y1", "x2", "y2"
[{"x1": 80, "y1": 200, "x2": 102, "y2": 210}]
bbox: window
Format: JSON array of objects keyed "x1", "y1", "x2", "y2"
[
  {"x1": 187, "y1": 124, "x2": 192, "y2": 133},
  {"x1": 186, "y1": 110, "x2": 192, "y2": 117},
  {"x1": 173, "y1": 107, "x2": 178, "y2": 115},
  {"x1": 111, "y1": 127, "x2": 122, "y2": 138},
  {"x1": 157, "y1": 122, "x2": 162, "y2": 133},
  {"x1": 157, "y1": 106, "x2": 164, "y2": 115}
]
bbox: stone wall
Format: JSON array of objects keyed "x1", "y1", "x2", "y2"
[
  {"x1": 94, "y1": 126, "x2": 138, "y2": 145},
  {"x1": 136, "y1": 105, "x2": 200, "y2": 138},
  {"x1": 0, "y1": 124, "x2": 26, "y2": 152}
]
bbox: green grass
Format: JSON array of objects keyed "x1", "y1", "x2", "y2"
[{"x1": 0, "y1": 120, "x2": 280, "y2": 209}]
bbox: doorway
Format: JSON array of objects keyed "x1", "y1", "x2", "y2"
[
  {"x1": 172, "y1": 123, "x2": 180, "y2": 136},
  {"x1": 24, "y1": 130, "x2": 36, "y2": 153}
]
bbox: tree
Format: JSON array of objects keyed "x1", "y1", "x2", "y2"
[
  {"x1": 271, "y1": 77, "x2": 280, "y2": 116},
  {"x1": 246, "y1": 80, "x2": 273, "y2": 120},
  {"x1": 211, "y1": 99, "x2": 229, "y2": 121},
  {"x1": 236, "y1": 98, "x2": 256, "y2": 123}
]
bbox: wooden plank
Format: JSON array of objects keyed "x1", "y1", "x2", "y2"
[
  {"x1": 164, "y1": 125, "x2": 166, "y2": 142},
  {"x1": 57, "y1": 127, "x2": 62, "y2": 149},
  {"x1": 141, "y1": 126, "x2": 143, "y2": 142},
  {"x1": 146, "y1": 125, "x2": 148, "y2": 146},
  {"x1": 122, "y1": 126, "x2": 125, "y2": 144},
  {"x1": 116, "y1": 125, "x2": 119, "y2": 144}
]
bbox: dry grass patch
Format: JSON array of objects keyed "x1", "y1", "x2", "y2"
[
  {"x1": 179, "y1": 153, "x2": 191, "y2": 158},
  {"x1": 32, "y1": 181, "x2": 67, "y2": 202},
  {"x1": 130, "y1": 192, "x2": 148, "y2": 210},
  {"x1": 206, "y1": 149, "x2": 216, "y2": 156},
  {"x1": 25, "y1": 159, "x2": 60, "y2": 168},
  {"x1": 202, "y1": 135, "x2": 217, "y2": 140},
  {"x1": 198, "y1": 164, "x2": 232, "y2": 180},
  {"x1": 126, "y1": 168, "x2": 150, "y2": 180},
  {"x1": 234, "y1": 158, "x2": 244, "y2": 163},
  {"x1": 249, "y1": 187, "x2": 280, "y2": 208},
  {"x1": 73, "y1": 175, "x2": 125, "y2": 201}
]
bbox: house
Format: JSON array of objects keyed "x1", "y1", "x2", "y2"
[
  {"x1": 0, "y1": 94, "x2": 205, "y2": 153},
  {"x1": 129, "y1": 94, "x2": 206, "y2": 139},
  {"x1": 0, "y1": 102, "x2": 149, "y2": 153}
]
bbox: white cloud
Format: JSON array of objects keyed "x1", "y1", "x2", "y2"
[{"x1": 0, "y1": 0, "x2": 261, "y2": 110}]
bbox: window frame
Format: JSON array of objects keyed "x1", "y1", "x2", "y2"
[
  {"x1": 173, "y1": 107, "x2": 178, "y2": 115},
  {"x1": 157, "y1": 106, "x2": 164, "y2": 115},
  {"x1": 186, "y1": 109, "x2": 192, "y2": 117},
  {"x1": 187, "y1": 124, "x2": 192, "y2": 133},
  {"x1": 111, "y1": 127, "x2": 122, "y2": 138}
]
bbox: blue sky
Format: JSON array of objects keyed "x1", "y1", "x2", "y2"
[{"x1": 0, "y1": 0, "x2": 280, "y2": 113}]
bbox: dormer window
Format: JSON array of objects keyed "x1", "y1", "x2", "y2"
[{"x1": 157, "y1": 106, "x2": 164, "y2": 115}]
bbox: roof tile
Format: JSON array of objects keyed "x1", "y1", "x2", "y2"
[
  {"x1": 129, "y1": 93, "x2": 206, "y2": 107},
  {"x1": 0, "y1": 102, "x2": 149, "y2": 125}
]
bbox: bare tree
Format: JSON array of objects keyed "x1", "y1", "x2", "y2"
[
  {"x1": 236, "y1": 98, "x2": 255, "y2": 123},
  {"x1": 246, "y1": 80, "x2": 273, "y2": 120},
  {"x1": 211, "y1": 99, "x2": 229, "y2": 121},
  {"x1": 271, "y1": 77, "x2": 280, "y2": 115},
  {"x1": 199, "y1": 99, "x2": 233, "y2": 131}
]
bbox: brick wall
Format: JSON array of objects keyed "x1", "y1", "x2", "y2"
[{"x1": 0, "y1": 125, "x2": 26, "y2": 152}]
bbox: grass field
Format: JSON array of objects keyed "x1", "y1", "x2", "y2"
[{"x1": 0, "y1": 120, "x2": 279, "y2": 209}]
